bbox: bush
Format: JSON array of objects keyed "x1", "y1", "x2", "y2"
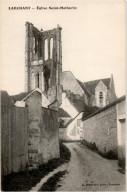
[{"x1": 118, "y1": 159, "x2": 125, "y2": 170}]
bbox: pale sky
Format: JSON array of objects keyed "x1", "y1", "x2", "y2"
[{"x1": 0, "y1": 0, "x2": 125, "y2": 97}]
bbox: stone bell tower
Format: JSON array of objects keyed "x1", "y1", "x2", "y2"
[{"x1": 25, "y1": 22, "x2": 62, "y2": 107}]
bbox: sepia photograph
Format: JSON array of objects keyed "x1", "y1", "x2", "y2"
[{"x1": 0, "y1": 0, "x2": 126, "y2": 192}]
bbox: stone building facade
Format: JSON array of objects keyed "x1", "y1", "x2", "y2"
[
  {"x1": 25, "y1": 22, "x2": 62, "y2": 109},
  {"x1": 61, "y1": 71, "x2": 117, "y2": 108},
  {"x1": 84, "y1": 74, "x2": 117, "y2": 107}
]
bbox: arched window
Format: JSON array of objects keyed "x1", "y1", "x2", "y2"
[
  {"x1": 99, "y1": 91, "x2": 103, "y2": 104},
  {"x1": 35, "y1": 72, "x2": 39, "y2": 88},
  {"x1": 50, "y1": 38, "x2": 53, "y2": 59},
  {"x1": 44, "y1": 39, "x2": 48, "y2": 60},
  {"x1": 33, "y1": 36, "x2": 38, "y2": 54},
  {"x1": 38, "y1": 38, "x2": 42, "y2": 57}
]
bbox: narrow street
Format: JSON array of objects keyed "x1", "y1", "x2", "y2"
[{"x1": 54, "y1": 142, "x2": 125, "y2": 191}]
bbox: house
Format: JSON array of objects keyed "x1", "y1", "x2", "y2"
[
  {"x1": 59, "y1": 112, "x2": 84, "y2": 141},
  {"x1": 59, "y1": 91, "x2": 79, "y2": 118},
  {"x1": 59, "y1": 90, "x2": 99, "y2": 141}
]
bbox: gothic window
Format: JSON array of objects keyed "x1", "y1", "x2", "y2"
[
  {"x1": 99, "y1": 91, "x2": 103, "y2": 104},
  {"x1": 33, "y1": 36, "x2": 38, "y2": 54},
  {"x1": 38, "y1": 38, "x2": 42, "y2": 57},
  {"x1": 35, "y1": 73, "x2": 39, "y2": 88},
  {"x1": 44, "y1": 39, "x2": 48, "y2": 60},
  {"x1": 50, "y1": 38, "x2": 53, "y2": 59}
]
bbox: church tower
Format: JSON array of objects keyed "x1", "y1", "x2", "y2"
[{"x1": 25, "y1": 22, "x2": 62, "y2": 107}]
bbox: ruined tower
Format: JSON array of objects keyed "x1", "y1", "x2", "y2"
[{"x1": 25, "y1": 22, "x2": 62, "y2": 108}]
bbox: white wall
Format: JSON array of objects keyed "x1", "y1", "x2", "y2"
[
  {"x1": 66, "y1": 112, "x2": 84, "y2": 141},
  {"x1": 60, "y1": 92, "x2": 78, "y2": 118}
]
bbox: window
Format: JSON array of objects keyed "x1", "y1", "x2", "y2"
[
  {"x1": 33, "y1": 36, "x2": 38, "y2": 54},
  {"x1": 44, "y1": 39, "x2": 48, "y2": 60},
  {"x1": 99, "y1": 91, "x2": 103, "y2": 104},
  {"x1": 38, "y1": 38, "x2": 42, "y2": 57},
  {"x1": 35, "y1": 73, "x2": 39, "y2": 88},
  {"x1": 50, "y1": 38, "x2": 53, "y2": 59}
]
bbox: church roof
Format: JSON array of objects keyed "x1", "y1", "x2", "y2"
[
  {"x1": 58, "y1": 108, "x2": 71, "y2": 118},
  {"x1": 76, "y1": 79, "x2": 91, "y2": 96},
  {"x1": 1, "y1": 91, "x2": 15, "y2": 106},
  {"x1": 84, "y1": 78, "x2": 111, "y2": 94}
]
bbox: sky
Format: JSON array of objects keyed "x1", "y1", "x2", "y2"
[{"x1": 0, "y1": 0, "x2": 125, "y2": 97}]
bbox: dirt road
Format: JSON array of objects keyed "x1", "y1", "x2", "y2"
[{"x1": 55, "y1": 142, "x2": 126, "y2": 191}]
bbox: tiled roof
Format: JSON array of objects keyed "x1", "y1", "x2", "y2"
[
  {"x1": 1, "y1": 91, "x2": 15, "y2": 106},
  {"x1": 82, "y1": 106, "x2": 100, "y2": 119},
  {"x1": 58, "y1": 108, "x2": 71, "y2": 118},
  {"x1": 76, "y1": 79, "x2": 91, "y2": 96},
  {"x1": 71, "y1": 98, "x2": 87, "y2": 112},
  {"x1": 70, "y1": 98, "x2": 99, "y2": 115},
  {"x1": 84, "y1": 78, "x2": 111, "y2": 94},
  {"x1": 64, "y1": 105, "x2": 99, "y2": 127}
]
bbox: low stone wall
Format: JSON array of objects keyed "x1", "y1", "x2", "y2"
[{"x1": 83, "y1": 105, "x2": 117, "y2": 154}]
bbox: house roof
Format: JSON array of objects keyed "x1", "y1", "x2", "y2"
[
  {"x1": 11, "y1": 91, "x2": 30, "y2": 103},
  {"x1": 84, "y1": 78, "x2": 111, "y2": 94},
  {"x1": 58, "y1": 108, "x2": 71, "y2": 118},
  {"x1": 1, "y1": 91, "x2": 15, "y2": 106},
  {"x1": 11, "y1": 88, "x2": 42, "y2": 103},
  {"x1": 71, "y1": 98, "x2": 88, "y2": 112},
  {"x1": 65, "y1": 113, "x2": 81, "y2": 127},
  {"x1": 82, "y1": 106, "x2": 100, "y2": 119}
]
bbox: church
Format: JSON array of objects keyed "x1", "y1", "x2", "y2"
[{"x1": 61, "y1": 71, "x2": 117, "y2": 108}]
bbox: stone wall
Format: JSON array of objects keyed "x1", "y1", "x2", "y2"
[
  {"x1": 83, "y1": 104, "x2": 117, "y2": 154},
  {"x1": 25, "y1": 91, "x2": 59, "y2": 169},
  {"x1": 25, "y1": 91, "x2": 42, "y2": 169},
  {"x1": 39, "y1": 107, "x2": 59, "y2": 163}
]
